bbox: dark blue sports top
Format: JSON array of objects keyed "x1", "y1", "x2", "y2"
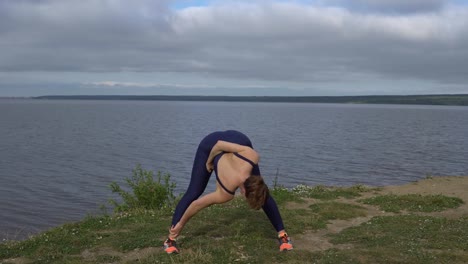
[{"x1": 213, "y1": 152, "x2": 260, "y2": 195}]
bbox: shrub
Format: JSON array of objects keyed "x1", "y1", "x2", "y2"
[{"x1": 109, "y1": 164, "x2": 176, "y2": 212}]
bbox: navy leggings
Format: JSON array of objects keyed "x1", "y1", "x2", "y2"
[{"x1": 171, "y1": 130, "x2": 285, "y2": 232}]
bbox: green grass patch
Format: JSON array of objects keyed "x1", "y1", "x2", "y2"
[
  {"x1": 0, "y1": 209, "x2": 173, "y2": 263},
  {"x1": 2, "y1": 167, "x2": 467, "y2": 264},
  {"x1": 1, "y1": 195, "x2": 368, "y2": 263},
  {"x1": 281, "y1": 208, "x2": 327, "y2": 234},
  {"x1": 2, "y1": 197, "x2": 468, "y2": 263},
  {"x1": 309, "y1": 202, "x2": 367, "y2": 220},
  {"x1": 360, "y1": 194, "x2": 464, "y2": 213},
  {"x1": 292, "y1": 184, "x2": 373, "y2": 200},
  {"x1": 330, "y1": 215, "x2": 468, "y2": 263},
  {"x1": 270, "y1": 184, "x2": 374, "y2": 205},
  {"x1": 270, "y1": 186, "x2": 303, "y2": 205},
  {"x1": 0, "y1": 216, "x2": 105, "y2": 262},
  {"x1": 309, "y1": 249, "x2": 361, "y2": 264}
]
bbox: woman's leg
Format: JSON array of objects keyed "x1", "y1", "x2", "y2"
[
  {"x1": 262, "y1": 195, "x2": 285, "y2": 232},
  {"x1": 171, "y1": 147, "x2": 211, "y2": 227},
  {"x1": 226, "y1": 131, "x2": 286, "y2": 231},
  {"x1": 171, "y1": 133, "x2": 219, "y2": 227},
  {"x1": 165, "y1": 133, "x2": 220, "y2": 254},
  {"x1": 262, "y1": 186, "x2": 293, "y2": 251}
]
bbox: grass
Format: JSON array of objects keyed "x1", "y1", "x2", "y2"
[
  {"x1": 291, "y1": 184, "x2": 375, "y2": 200},
  {"x1": 360, "y1": 194, "x2": 464, "y2": 213},
  {"x1": 329, "y1": 215, "x2": 468, "y2": 264},
  {"x1": 309, "y1": 202, "x2": 367, "y2": 220},
  {"x1": 1, "y1": 185, "x2": 467, "y2": 263}
]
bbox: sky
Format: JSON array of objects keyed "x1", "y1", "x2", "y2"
[{"x1": 1, "y1": 0, "x2": 468, "y2": 97}]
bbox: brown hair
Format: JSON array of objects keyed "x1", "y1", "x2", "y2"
[{"x1": 244, "y1": 175, "x2": 269, "y2": 210}]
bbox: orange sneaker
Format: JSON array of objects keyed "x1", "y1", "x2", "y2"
[
  {"x1": 278, "y1": 232, "x2": 293, "y2": 251},
  {"x1": 164, "y1": 237, "x2": 179, "y2": 254}
]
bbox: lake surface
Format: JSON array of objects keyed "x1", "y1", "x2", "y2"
[{"x1": 1, "y1": 99, "x2": 467, "y2": 240}]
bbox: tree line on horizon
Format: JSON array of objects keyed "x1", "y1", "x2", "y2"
[{"x1": 33, "y1": 94, "x2": 468, "y2": 106}]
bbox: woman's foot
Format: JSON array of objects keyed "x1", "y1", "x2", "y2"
[
  {"x1": 163, "y1": 237, "x2": 179, "y2": 254},
  {"x1": 278, "y1": 232, "x2": 293, "y2": 251}
]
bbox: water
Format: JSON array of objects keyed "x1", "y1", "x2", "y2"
[{"x1": 1, "y1": 99, "x2": 467, "y2": 240}]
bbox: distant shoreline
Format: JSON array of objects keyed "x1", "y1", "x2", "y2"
[{"x1": 32, "y1": 94, "x2": 468, "y2": 106}]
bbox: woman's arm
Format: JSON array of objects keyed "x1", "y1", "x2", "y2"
[
  {"x1": 206, "y1": 141, "x2": 255, "y2": 171},
  {"x1": 212, "y1": 140, "x2": 251, "y2": 154},
  {"x1": 169, "y1": 189, "x2": 233, "y2": 238}
]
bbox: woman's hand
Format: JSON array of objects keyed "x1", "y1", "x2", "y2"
[
  {"x1": 206, "y1": 161, "x2": 214, "y2": 172},
  {"x1": 169, "y1": 223, "x2": 183, "y2": 239}
]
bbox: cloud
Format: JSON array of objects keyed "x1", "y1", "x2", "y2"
[
  {"x1": 85, "y1": 81, "x2": 213, "y2": 89},
  {"x1": 326, "y1": 0, "x2": 451, "y2": 13},
  {"x1": 170, "y1": 2, "x2": 468, "y2": 84},
  {"x1": 84, "y1": 81, "x2": 272, "y2": 90},
  {"x1": 0, "y1": 0, "x2": 467, "y2": 93}
]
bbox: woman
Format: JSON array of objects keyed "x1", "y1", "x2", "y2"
[{"x1": 164, "y1": 130, "x2": 293, "y2": 254}]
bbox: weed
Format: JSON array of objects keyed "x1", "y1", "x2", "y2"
[{"x1": 109, "y1": 164, "x2": 177, "y2": 212}]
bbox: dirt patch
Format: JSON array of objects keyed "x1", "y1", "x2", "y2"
[
  {"x1": 293, "y1": 176, "x2": 468, "y2": 251},
  {"x1": 284, "y1": 198, "x2": 319, "y2": 210},
  {"x1": 294, "y1": 202, "x2": 388, "y2": 251},
  {"x1": 81, "y1": 246, "x2": 160, "y2": 263},
  {"x1": 382, "y1": 176, "x2": 468, "y2": 199},
  {"x1": 294, "y1": 203, "x2": 394, "y2": 252},
  {"x1": 0, "y1": 257, "x2": 31, "y2": 264}
]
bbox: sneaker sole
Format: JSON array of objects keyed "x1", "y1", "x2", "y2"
[
  {"x1": 280, "y1": 247, "x2": 293, "y2": 252},
  {"x1": 165, "y1": 249, "x2": 179, "y2": 254},
  {"x1": 164, "y1": 245, "x2": 179, "y2": 254}
]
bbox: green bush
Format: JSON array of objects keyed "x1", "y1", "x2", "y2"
[{"x1": 109, "y1": 164, "x2": 176, "y2": 212}]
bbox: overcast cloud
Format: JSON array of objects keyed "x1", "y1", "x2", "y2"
[
  {"x1": 327, "y1": 0, "x2": 449, "y2": 13},
  {"x1": 0, "y1": 0, "x2": 467, "y2": 96}
]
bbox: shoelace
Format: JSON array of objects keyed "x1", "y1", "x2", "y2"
[
  {"x1": 279, "y1": 234, "x2": 290, "y2": 244},
  {"x1": 165, "y1": 238, "x2": 176, "y2": 247}
]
